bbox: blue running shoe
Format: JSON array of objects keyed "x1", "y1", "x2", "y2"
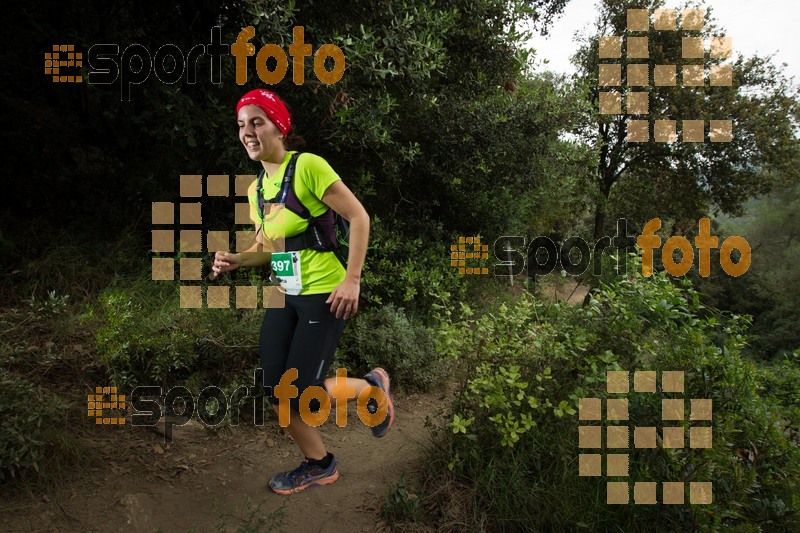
[
  {"x1": 269, "y1": 455, "x2": 339, "y2": 495},
  {"x1": 363, "y1": 367, "x2": 395, "y2": 438}
]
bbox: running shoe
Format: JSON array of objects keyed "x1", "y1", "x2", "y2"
[
  {"x1": 268, "y1": 455, "x2": 339, "y2": 495},
  {"x1": 363, "y1": 367, "x2": 395, "y2": 438}
]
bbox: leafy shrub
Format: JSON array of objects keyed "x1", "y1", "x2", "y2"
[
  {"x1": 94, "y1": 286, "x2": 195, "y2": 387},
  {"x1": 0, "y1": 290, "x2": 77, "y2": 368},
  {"x1": 756, "y1": 350, "x2": 800, "y2": 447},
  {"x1": 360, "y1": 216, "x2": 466, "y2": 323},
  {"x1": 0, "y1": 371, "x2": 82, "y2": 485},
  {"x1": 405, "y1": 255, "x2": 800, "y2": 531},
  {"x1": 382, "y1": 474, "x2": 424, "y2": 525},
  {"x1": 92, "y1": 282, "x2": 263, "y2": 389},
  {"x1": 578, "y1": 249, "x2": 640, "y2": 291},
  {"x1": 337, "y1": 303, "x2": 446, "y2": 392}
]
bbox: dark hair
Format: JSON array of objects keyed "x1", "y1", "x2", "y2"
[
  {"x1": 283, "y1": 132, "x2": 306, "y2": 151},
  {"x1": 278, "y1": 98, "x2": 305, "y2": 150}
]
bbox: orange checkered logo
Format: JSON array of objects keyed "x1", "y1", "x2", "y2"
[
  {"x1": 578, "y1": 370, "x2": 713, "y2": 505},
  {"x1": 598, "y1": 9, "x2": 733, "y2": 143},
  {"x1": 45, "y1": 44, "x2": 83, "y2": 83},
  {"x1": 88, "y1": 386, "x2": 126, "y2": 425},
  {"x1": 152, "y1": 174, "x2": 286, "y2": 309},
  {"x1": 450, "y1": 236, "x2": 489, "y2": 275}
]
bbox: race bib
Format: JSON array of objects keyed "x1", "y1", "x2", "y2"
[{"x1": 271, "y1": 251, "x2": 302, "y2": 295}]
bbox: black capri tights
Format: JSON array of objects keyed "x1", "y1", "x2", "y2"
[{"x1": 259, "y1": 292, "x2": 345, "y2": 413}]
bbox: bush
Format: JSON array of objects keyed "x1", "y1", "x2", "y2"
[
  {"x1": 1, "y1": 228, "x2": 146, "y2": 305},
  {"x1": 92, "y1": 280, "x2": 264, "y2": 389},
  {"x1": 360, "y1": 216, "x2": 466, "y2": 323},
  {"x1": 0, "y1": 290, "x2": 76, "y2": 369},
  {"x1": 0, "y1": 371, "x2": 82, "y2": 485},
  {"x1": 401, "y1": 255, "x2": 800, "y2": 531},
  {"x1": 337, "y1": 303, "x2": 446, "y2": 392},
  {"x1": 757, "y1": 350, "x2": 800, "y2": 447}
]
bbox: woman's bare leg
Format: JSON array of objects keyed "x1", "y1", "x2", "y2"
[
  {"x1": 323, "y1": 376, "x2": 372, "y2": 409},
  {"x1": 274, "y1": 377, "x2": 371, "y2": 460},
  {"x1": 273, "y1": 406, "x2": 326, "y2": 459}
]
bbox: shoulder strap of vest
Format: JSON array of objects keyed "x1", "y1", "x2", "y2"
[
  {"x1": 255, "y1": 152, "x2": 342, "y2": 259},
  {"x1": 255, "y1": 152, "x2": 302, "y2": 221},
  {"x1": 281, "y1": 153, "x2": 312, "y2": 220}
]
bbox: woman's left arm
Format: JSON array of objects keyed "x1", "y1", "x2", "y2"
[{"x1": 321, "y1": 180, "x2": 370, "y2": 319}]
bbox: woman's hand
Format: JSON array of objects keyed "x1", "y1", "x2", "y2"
[
  {"x1": 211, "y1": 251, "x2": 242, "y2": 278},
  {"x1": 326, "y1": 277, "x2": 360, "y2": 319}
]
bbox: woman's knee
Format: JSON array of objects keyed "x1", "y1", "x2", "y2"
[{"x1": 266, "y1": 381, "x2": 329, "y2": 414}]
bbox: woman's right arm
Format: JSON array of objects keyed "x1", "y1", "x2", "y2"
[{"x1": 211, "y1": 232, "x2": 275, "y2": 276}]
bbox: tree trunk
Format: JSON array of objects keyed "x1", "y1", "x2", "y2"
[
  {"x1": 593, "y1": 201, "x2": 606, "y2": 242},
  {"x1": 593, "y1": 175, "x2": 614, "y2": 241}
]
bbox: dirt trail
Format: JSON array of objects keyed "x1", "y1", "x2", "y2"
[
  {"x1": 508, "y1": 275, "x2": 589, "y2": 305},
  {"x1": 1, "y1": 391, "x2": 444, "y2": 532},
  {"x1": 549, "y1": 278, "x2": 589, "y2": 305}
]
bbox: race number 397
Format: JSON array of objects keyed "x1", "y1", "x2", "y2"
[{"x1": 271, "y1": 252, "x2": 294, "y2": 277}]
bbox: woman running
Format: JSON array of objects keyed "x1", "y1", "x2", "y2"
[{"x1": 211, "y1": 88, "x2": 394, "y2": 494}]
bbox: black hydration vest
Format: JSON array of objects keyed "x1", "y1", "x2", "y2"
[{"x1": 255, "y1": 152, "x2": 349, "y2": 267}]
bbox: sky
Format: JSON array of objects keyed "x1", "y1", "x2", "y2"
[{"x1": 526, "y1": 0, "x2": 799, "y2": 82}]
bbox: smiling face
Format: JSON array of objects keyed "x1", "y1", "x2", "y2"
[{"x1": 237, "y1": 105, "x2": 286, "y2": 163}]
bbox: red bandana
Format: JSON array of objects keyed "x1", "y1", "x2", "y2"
[{"x1": 235, "y1": 89, "x2": 292, "y2": 135}]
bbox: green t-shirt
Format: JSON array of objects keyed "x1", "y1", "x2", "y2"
[{"x1": 247, "y1": 151, "x2": 346, "y2": 295}]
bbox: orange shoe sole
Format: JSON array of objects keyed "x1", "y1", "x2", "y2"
[
  {"x1": 372, "y1": 368, "x2": 395, "y2": 436},
  {"x1": 270, "y1": 468, "x2": 340, "y2": 495}
]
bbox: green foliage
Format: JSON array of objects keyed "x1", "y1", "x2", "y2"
[
  {"x1": 757, "y1": 351, "x2": 800, "y2": 441},
  {"x1": 95, "y1": 287, "x2": 194, "y2": 388},
  {"x1": 360, "y1": 217, "x2": 466, "y2": 322},
  {"x1": 577, "y1": 250, "x2": 639, "y2": 293},
  {"x1": 403, "y1": 254, "x2": 800, "y2": 531},
  {"x1": 382, "y1": 474, "x2": 424, "y2": 525},
  {"x1": 0, "y1": 290, "x2": 95, "y2": 394},
  {"x1": 696, "y1": 184, "x2": 800, "y2": 358},
  {"x1": 0, "y1": 371, "x2": 82, "y2": 485},
  {"x1": 92, "y1": 280, "x2": 263, "y2": 389},
  {"x1": 408, "y1": 76, "x2": 590, "y2": 238},
  {"x1": 338, "y1": 303, "x2": 445, "y2": 392},
  {"x1": 24, "y1": 290, "x2": 70, "y2": 316},
  {"x1": 572, "y1": 0, "x2": 800, "y2": 239},
  {"x1": 6, "y1": 0, "x2": 580, "y2": 262}
]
